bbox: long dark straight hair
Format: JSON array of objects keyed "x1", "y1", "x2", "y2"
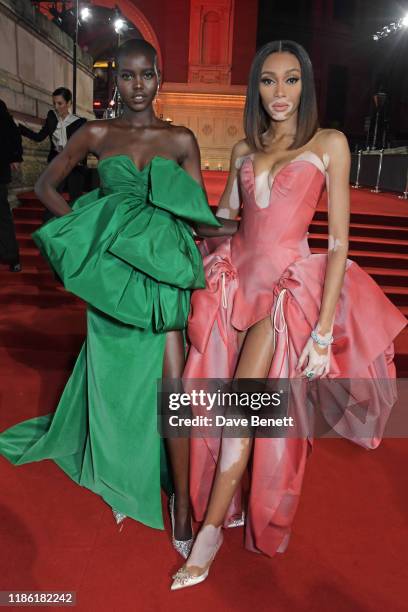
[{"x1": 244, "y1": 40, "x2": 319, "y2": 151}]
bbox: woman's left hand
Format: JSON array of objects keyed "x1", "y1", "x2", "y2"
[{"x1": 297, "y1": 338, "x2": 331, "y2": 379}]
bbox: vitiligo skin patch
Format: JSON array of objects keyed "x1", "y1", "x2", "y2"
[
  {"x1": 216, "y1": 207, "x2": 232, "y2": 219},
  {"x1": 254, "y1": 171, "x2": 272, "y2": 209},
  {"x1": 316, "y1": 323, "x2": 334, "y2": 338},
  {"x1": 328, "y1": 235, "x2": 344, "y2": 252},
  {"x1": 298, "y1": 337, "x2": 331, "y2": 376},
  {"x1": 220, "y1": 438, "x2": 250, "y2": 473},
  {"x1": 267, "y1": 100, "x2": 294, "y2": 121},
  {"x1": 235, "y1": 156, "x2": 246, "y2": 170}
]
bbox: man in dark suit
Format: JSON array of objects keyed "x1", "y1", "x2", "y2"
[
  {"x1": 19, "y1": 87, "x2": 87, "y2": 221},
  {"x1": 0, "y1": 99, "x2": 23, "y2": 272}
]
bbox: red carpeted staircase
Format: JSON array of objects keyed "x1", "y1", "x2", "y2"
[
  {"x1": 0, "y1": 193, "x2": 86, "y2": 426},
  {"x1": 308, "y1": 203, "x2": 408, "y2": 374},
  {"x1": 0, "y1": 194, "x2": 83, "y2": 307},
  {"x1": 309, "y1": 213, "x2": 408, "y2": 314},
  {"x1": 308, "y1": 209, "x2": 408, "y2": 375}
]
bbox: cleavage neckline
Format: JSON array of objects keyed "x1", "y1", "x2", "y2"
[
  {"x1": 97, "y1": 153, "x2": 206, "y2": 193},
  {"x1": 98, "y1": 153, "x2": 179, "y2": 174},
  {"x1": 245, "y1": 150, "x2": 326, "y2": 186}
]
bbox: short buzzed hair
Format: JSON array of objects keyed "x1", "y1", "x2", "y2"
[{"x1": 115, "y1": 38, "x2": 158, "y2": 70}]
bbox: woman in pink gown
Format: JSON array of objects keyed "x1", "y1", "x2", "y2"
[{"x1": 170, "y1": 40, "x2": 407, "y2": 589}]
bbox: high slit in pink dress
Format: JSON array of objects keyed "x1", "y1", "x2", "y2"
[{"x1": 184, "y1": 151, "x2": 407, "y2": 557}]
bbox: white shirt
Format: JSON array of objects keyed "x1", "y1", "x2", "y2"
[{"x1": 51, "y1": 111, "x2": 80, "y2": 152}]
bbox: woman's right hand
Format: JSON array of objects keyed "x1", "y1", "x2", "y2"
[{"x1": 194, "y1": 217, "x2": 239, "y2": 238}]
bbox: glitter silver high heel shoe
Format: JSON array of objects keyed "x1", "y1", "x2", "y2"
[
  {"x1": 226, "y1": 511, "x2": 245, "y2": 528},
  {"x1": 170, "y1": 531, "x2": 223, "y2": 591},
  {"x1": 169, "y1": 494, "x2": 193, "y2": 559},
  {"x1": 112, "y1": 509, "x2": 126, "y2": 526}
]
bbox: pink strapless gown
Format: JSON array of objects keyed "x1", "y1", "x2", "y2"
[{"x1": 185, "y1": 152, "x2": 407, "y2": 557}]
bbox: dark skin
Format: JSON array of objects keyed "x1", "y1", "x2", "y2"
[
  {"x1": 196, "y1": 217, "x2": 238, "y2": 237},
  {"x1": 34, "y1": 48, "x2": 212, "y2": 540}
]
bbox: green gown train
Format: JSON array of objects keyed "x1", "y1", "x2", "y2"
[{"x1": 0, "y1": 154, "x2": 220, "y2": 529}]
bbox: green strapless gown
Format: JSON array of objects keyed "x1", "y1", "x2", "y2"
[{"x1": 0, "y1": 155, "x2": 220, "y2": 529}]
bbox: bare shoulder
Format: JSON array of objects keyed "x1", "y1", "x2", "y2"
[
  {"x1": 170, "y1": 123, "x2": 197, "y2": 147},
  {"x1": 232, "y1": 138, "x2": 252, "y2": 158},
  {"x1": 83, "y1": 118, "x2": 110, "y2": 136},
  {"x1": 166, "y1": 124, "x2": 200, "y2": 161},
  {"x1": 77, "y1": 119, "x2": 110, "y2": 150},
  {"x1": 315, "y1": 128, "x2": 349, "y2": 153},
  {"x1": 228, "y1": 139, "x2": 252, "y2": 171},
  {"x1": 83, "y1": 118, "x2": 135, "y2": 154}
]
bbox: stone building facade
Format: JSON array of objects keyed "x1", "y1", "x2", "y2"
[{"x1": 0, "y1": 0, "x2": 94, "y2": 195}]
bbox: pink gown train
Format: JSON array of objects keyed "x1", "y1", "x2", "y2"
[{"x1": 184, "y1": 151, "x2": 407, "y2": 557}]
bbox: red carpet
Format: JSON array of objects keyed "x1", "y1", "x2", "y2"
[{"x1": 0, "y1": 182, "x2": 407, "y2": 611}]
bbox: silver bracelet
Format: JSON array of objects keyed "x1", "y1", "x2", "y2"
[{"x1": 311, "y1": 329, "x2": 334, "y2": 347}]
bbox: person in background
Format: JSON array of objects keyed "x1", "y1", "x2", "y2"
[
  {"x1": 0, "y1": 99, "x2": 23, "y2": 272},
  {"x1": 19, "y1": 87, "x2": 86, "y2": 221}
]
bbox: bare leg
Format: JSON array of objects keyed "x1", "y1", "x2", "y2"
[
  {"x1": 163, "y1": 330, "x2": 192, "y2": 541},
  {"x1": 178, "y1": 316, "x2": 275, "y2": 578},
  {"x1": 237, "y1": 329, "x2": 247, "y2": 354}
]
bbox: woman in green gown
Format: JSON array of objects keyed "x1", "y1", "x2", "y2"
[{"x1": 0, "y1": 39, "x2": 220, "y2": 552}]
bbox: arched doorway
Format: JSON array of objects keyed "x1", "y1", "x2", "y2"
[
  {"x1": 35, "y1": 2, "x2": 163, "y2": 117},
  {"x1": 90, "y1": 0, "x2": 162, "y2": 69},
  {"x1": 78, "y1": 2, "x2": 162, "y2": 117}
]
